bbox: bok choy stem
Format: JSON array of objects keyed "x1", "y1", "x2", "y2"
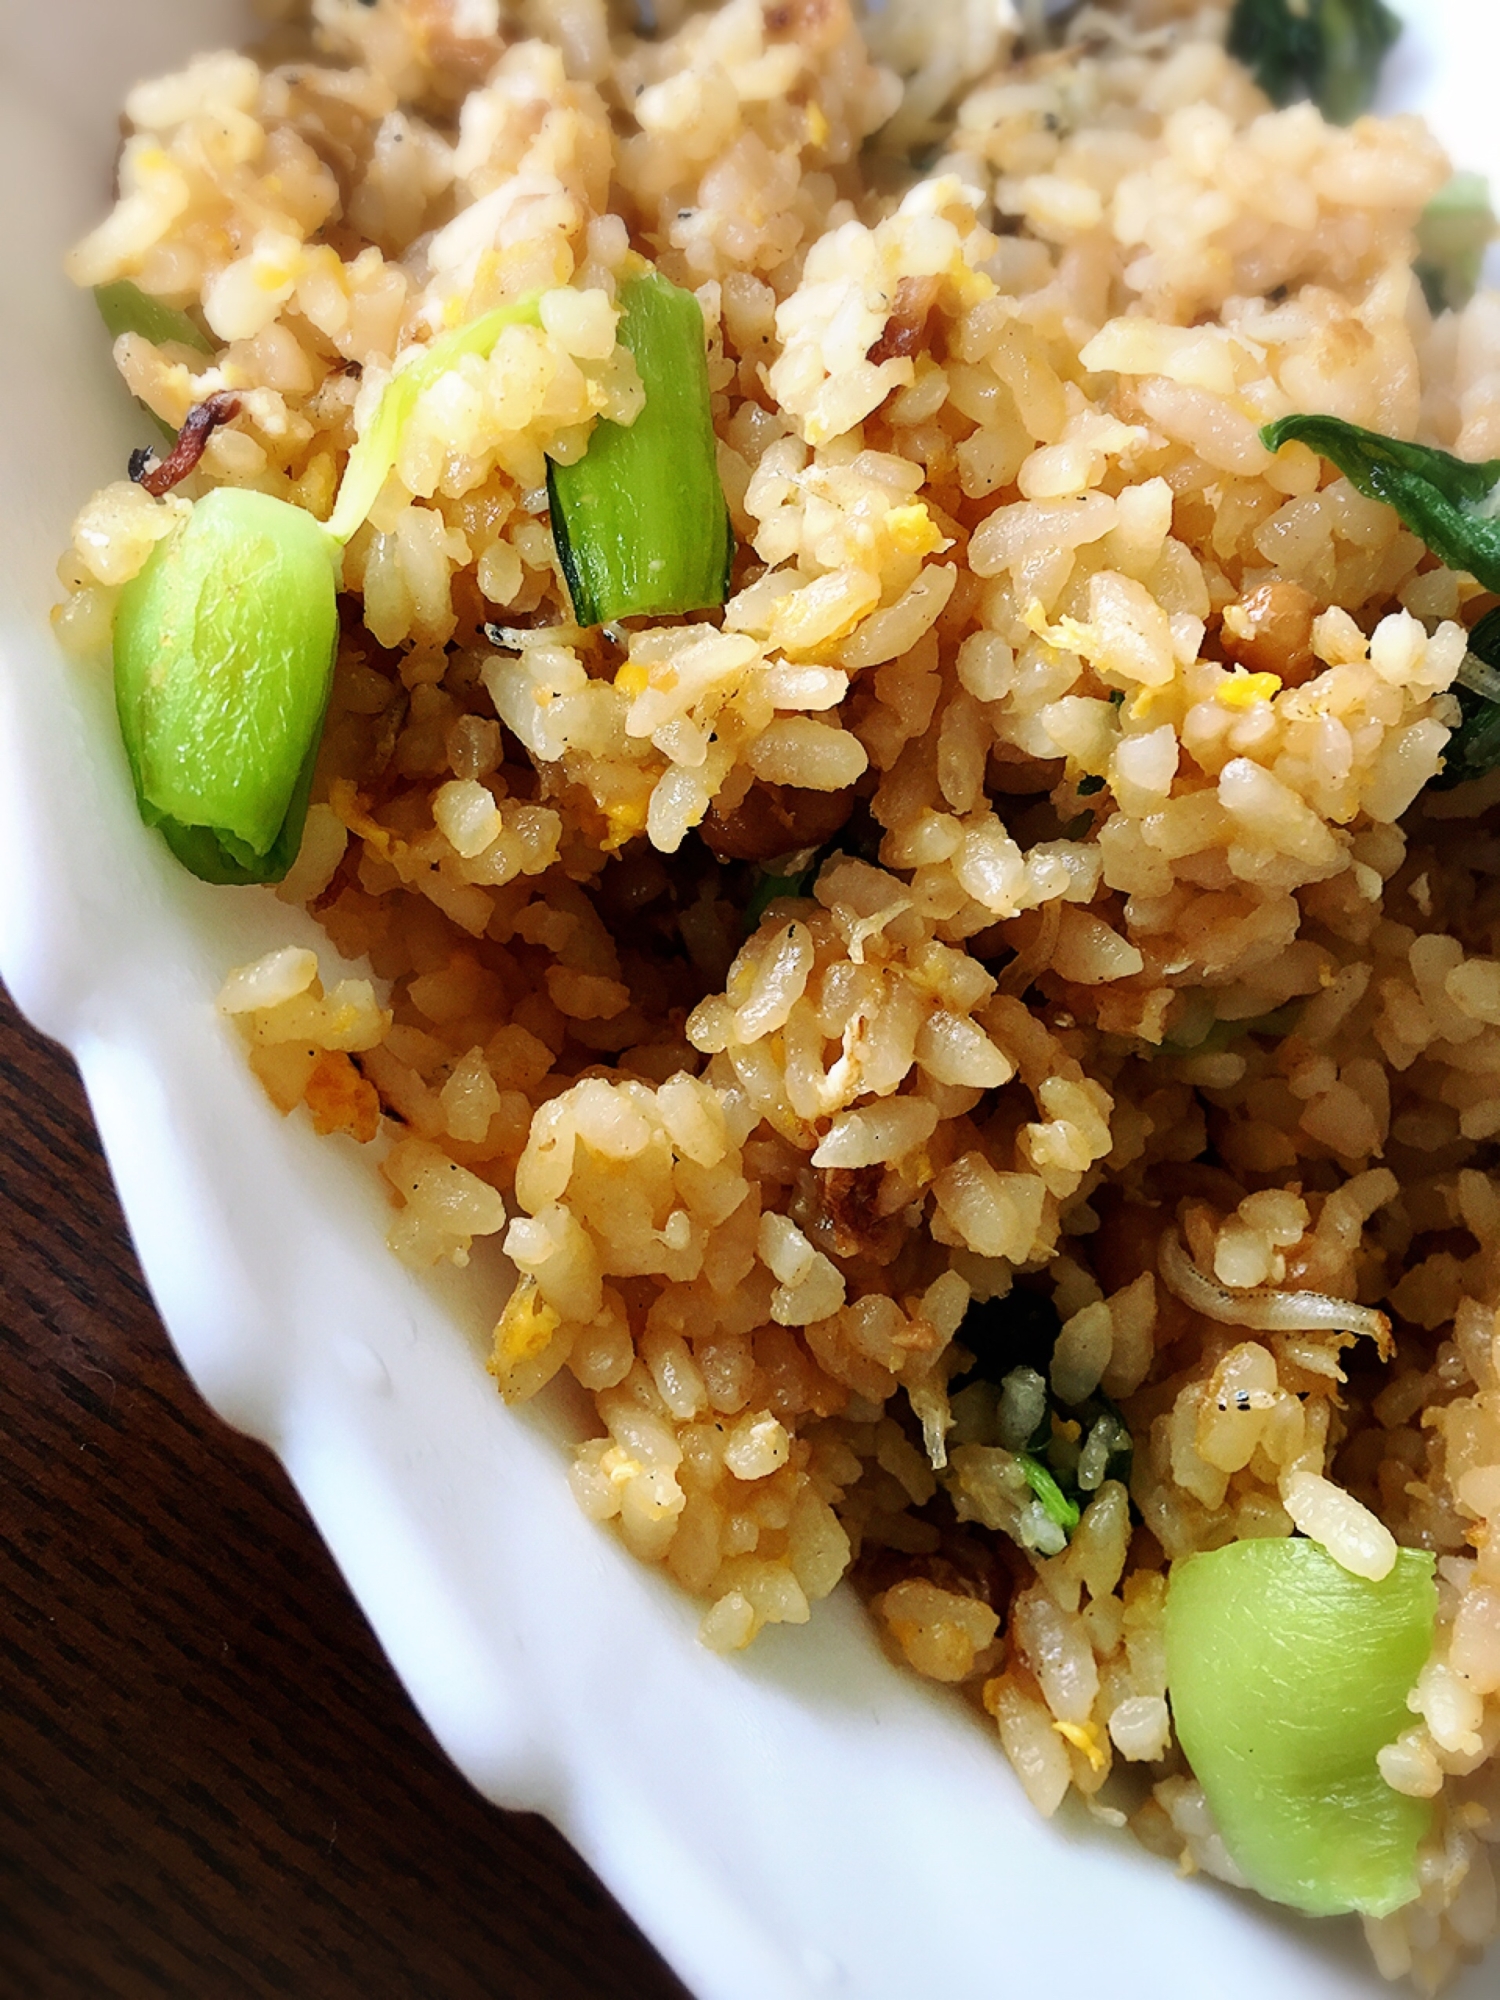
[
  {"x1": 547, "y1": 267, "x2": 734, "y2": 626},
  {"x1": 112, "y1": 294, "x2": 547, "y2": 886}
]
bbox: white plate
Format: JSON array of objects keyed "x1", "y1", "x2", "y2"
[{"x1": 0, "y1": 5, "x2": 1491, "y2": 1996}]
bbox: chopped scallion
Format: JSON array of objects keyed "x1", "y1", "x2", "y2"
[
  {"x1": 95, "y1": 281, "x2": 214, "y2": 443},
  {"x1": 326, "y1": 292, "x2": 543, "y2": 546},
  {"x1": 94, "y1": 280, "x2": 214, "y2": 355},
  {"x1": 1017, "y1": 1454, "x2": 1081, "y2": 1533}
]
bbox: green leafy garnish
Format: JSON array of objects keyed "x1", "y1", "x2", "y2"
[
  {"x1": 95, "y1": 280, "x2": 214, "y2": 356},
  {"x1": 108, "y1": 270, "x2": 729, "y2": 887},
  {"x1": 1262, "y1": 413, "x2": 1500, "y2": 786},
  {"x1": 114, "y1": 488, "x2": 339, "y2": 884},
  {"x1": 1165, "y1": 1538, "x2": 1436, "y2": 1918},
  {"x1": 948, "y1": 1292, "x2": 1132, "y2": 1548},
  {"x1": 326, "y1": 292, "x2": 543, "y2": 546},
  {"x1": 1434, "y1": 606, "x2": 1500, "y2": 789},
  {"x1": 548, "y1": 267, "x2": 733, "y2": 626},
  {"x1": 95, "y1": 281, "x2": 214, "y2": 443},
  {"x1": 1226, "y1": 0, "x2": 1401, "y2": 125},
  {"x1": 112, "y1": 296, "x2": 554, "y2": 886},
  {"x1": 1261, "y1": 415, "x2": 1500, "y2": 591},
  {"x1": 744, "y1": 861, "x2": 817, "y2": 933},
  {"x1": 1017, "y1": 1453, "x2": 1081, "y2": 1532},
  {"x1": 1416, "y1": 172, "x2": 1496, "y2": 316},
  {"x1": 1161, "y1": 1000, "x2": 1301, "y2": 1056}
]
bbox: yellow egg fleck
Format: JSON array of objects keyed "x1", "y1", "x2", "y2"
[
  {"x1": 491, "y1": 1275, "x2": 560, "y2": 1367},
  {"x1": 601, "y1": 792, "x2": 650, "y2": 852},
  {"x1": 1216, "y1": 668, "x2": 1282, "y2": 710},
  {"x1": 1024, "y1": 598, "x2": 1097, "y2": 659},
  {"x1": 1127, "y1": 685, "x2": 1172, "y2": 724},
  {"x1": 1053, "y1": 1718, "x2": 1109, "y2": 1772},
  {"x1": 806, "y1": 101, "x2": 829, "y2": 148},
  {"x1": 949, "y1": 258, "x2": 996, "y2": 310},
  {"x1": 884, "y1": 502, "x2": 944, "y2": 558}
]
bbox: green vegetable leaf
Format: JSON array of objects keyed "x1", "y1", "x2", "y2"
[
  {"x1": 1261, "y1": 414, "x2": 1500, "y2": 787},
  {"x1": 325, "y1": 292, "x2": 544, "y2": 547},
  {"x1": 150, "y1": 729, "x2": 322, "y2": 885},
  {"x1": 94, "y1": 280, "x2": 214, "y2": 355},
  {"x1": 1161, "y1": 1000, "x2": 1301, "y2": 1056},
  {"x1": 114, "y1": 487, "x2": 339, "y2": 883},
  {"x1": 1165, "y1": 1537, "x2": 1436, "y2": 1918},
  {"x1": 744, "y1": 862, "x2": 816, "y2": 933},
  {"x1": 548, "y1": 267, "x2": 734, "y2": 626},
  {"x1": 1416, "y1": 172, "x2": 1496, "y2": 316},
  {"x1": 95, "y1": 281, "x2": 214, "y2": 444},
  {"x1": 1261, "y1": 414, "x2": 1500, "y2": 593},
  {"x1": 1433, "y1": 605, "x2": 1500, "y2": 788},
  {"x1": 1017, "y1": 1453, "x2": 1082, "y2": 1532},
  {"x1": 1226, "y1": 0, "x2": 1401, "y2": 125}
]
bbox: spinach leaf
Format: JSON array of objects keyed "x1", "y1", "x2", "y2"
[
  {"x1": 1227, "y1": 0, "x2": 1400, "y2": 125},
  {"x1": 1260, "y1": 415, "x2": 1500, "y2": 592},
  {"x1": 1262, "y1": 415, "x2": 1500, "y2": 789},
  {"x1": 1416, "y1": 173, "x2": 1496, "y2": 316}
]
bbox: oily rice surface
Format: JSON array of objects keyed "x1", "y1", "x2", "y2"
[{"x1": 54, "y1": 0, "x2": 1500, "y2": 1988}]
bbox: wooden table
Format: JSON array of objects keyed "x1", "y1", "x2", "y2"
[{"x1": 0, "y1": 987, "x2": 688, "y2": 1999}]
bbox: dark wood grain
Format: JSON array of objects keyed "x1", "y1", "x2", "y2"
[{"x1": 0, "y1": 984, "x2": 690, "y2": 2000}]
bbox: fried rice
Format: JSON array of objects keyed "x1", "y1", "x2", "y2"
[{"x1": 53, "y1": 0, "x2": 1500, "y2": 1987}]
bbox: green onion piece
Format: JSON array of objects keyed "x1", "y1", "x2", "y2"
[
  {"x1": 547, "y1": 267, "x2": 733, "y2": 626},
  {"x1": 1416, "y1": 172, "x2": 1496, "y2": 316},
  {"x1": 1017, "y1": 1454, "x2": 1081, "y2": 1533},
  {"x1": 1226, "y1": 0, "x2": 1401, "y2": 125},
  {"x1": 1165, "y1": 1538, "x2": 1436, "y2": 1918},
  {"x1": 95, "y1": 279, "x2": 214, "y2": 355},
  {"x1": 325, "y1": 292, "x2": 543, "y2": 547},
  {"x1": 114, "y1": 487, "x2": 339, "y2": 884}
]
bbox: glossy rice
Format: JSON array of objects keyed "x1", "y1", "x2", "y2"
[{"x1": 55, "y1": 0, "x2": 1500, "y2": 1988}]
